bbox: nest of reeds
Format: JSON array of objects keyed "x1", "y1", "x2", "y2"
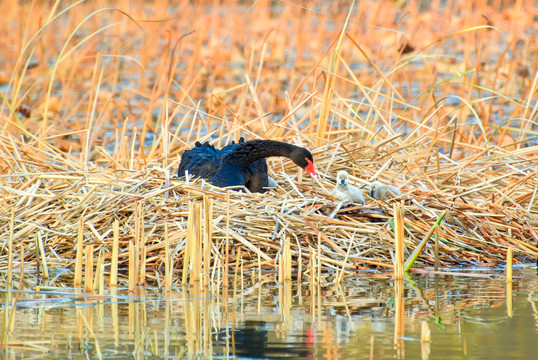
[
  {"x1": 1, "y1": 0, "x2": 537, "y2": 286},
  {"x1": 1, "y1": 132, "x2": 536, "y2": 284}
]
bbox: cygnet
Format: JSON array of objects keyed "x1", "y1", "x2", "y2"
[
  {"x1": 369, "y1": 181, "x2": 402, "y2": 200},
  {"x1": 332, "y1": 170, "x2": 365, "y2": 204}
]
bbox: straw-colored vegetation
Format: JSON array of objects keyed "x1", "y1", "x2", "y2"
[{"x1": 1, "y1": 0, "x2": 537, "y2": 286}]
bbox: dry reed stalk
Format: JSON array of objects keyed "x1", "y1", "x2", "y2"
[
  {"x1": 96, "y1": 249, "x2": 105, "y2": 295},
  {"x1": 140, "y1": 245, "x2": 147, "y2": 286},
  {"x1": 223, "y1": 192, "x2": 231, "y2": 285},
  {"x1": 93, "y1": 249, "x2": 103, "y2": 294},
  {"x1": 506, "y1": 247, "x2": 513, "y2": 282},
  {"x1": 434, "y1": 227, "x2": 439, "y2": 271},
  {"x1": 284, "y1": 237, "x2": 291, "y2": 281},
  {"x1": 192, "y1": 202, "x2": 202, "y2": 284},
  {"x1": 7, "y1": 208, "x2": 14, "y2": 287},
  {"x1": 393, "y1": 203, "x2": 405, "y2": 279},
  {"x1": 84, "y1": 245, "x2": 93, "y2": 292},
  {"x1": 164, "y1": 223, "x2": 171, "y2": 292},
  {"x1": 110, "y1": 219, "x2": 119, "y2": 287},
  {"x1": 74, "y1": 217, "x2": 84, "y2": 286},
  {"x1": 233, "y1": 249, "x2": 240, "y2": 304},
  {"x1": 128, "y1": 241, "x2": 135, "y2": 292},
  {"x1": 203, "y1": 195, "x2": 212, "y2": 287},
  {"x1": 36, "y1": 231, "x2": 48, "y2": 279},
  {"x1": 134, "y1": 202, "x2": 142, "y2": 285}
]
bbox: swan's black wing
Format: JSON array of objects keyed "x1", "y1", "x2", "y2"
[
  {"x1": 221, "y1": 138, "x2": 270, "y2": 192},
  {"x1": 177, "y1": 142, "x2": 220, "y2": 178},
  {"x1": 179, "y1": 138, "x2": 271, "y2": 193}
]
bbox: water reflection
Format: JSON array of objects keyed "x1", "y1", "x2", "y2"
[{"x1": 1, "y1": 266, "x2": 537, "y2": 359}]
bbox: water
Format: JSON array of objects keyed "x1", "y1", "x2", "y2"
[{"x1": 1, "y1": 266, "x2": 537, "y2": 359}]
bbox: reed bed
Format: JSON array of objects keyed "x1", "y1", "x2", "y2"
[
  {"x1": 0, "y1": 0, "x2": 537, "y2": 286},
  {"x1": 0, "y1": 132, "x2": 536, "y2": 282}
]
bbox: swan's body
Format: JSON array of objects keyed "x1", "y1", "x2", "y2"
[
  {"x1": 332, "y1": 170, "x2": 365, "y2": 204},
  {"x1": 178, "y1": 138, "x2": 316, "y2": 192}
]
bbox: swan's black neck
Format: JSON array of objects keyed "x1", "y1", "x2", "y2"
[{"x1": 221, "y1": 140, "x2": 304, "y2": 167}]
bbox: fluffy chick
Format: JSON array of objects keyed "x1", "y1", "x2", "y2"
[
  {"x1": 332, "y1": 170, "x2": 365, "y2": 204},
  {"x1": 369, "y1": 181, "x2": 402, "y2": 200}
]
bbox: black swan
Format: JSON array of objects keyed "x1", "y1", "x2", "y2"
[{"x1": 177, "y1": 138, "x2": 316, "y2": 192}]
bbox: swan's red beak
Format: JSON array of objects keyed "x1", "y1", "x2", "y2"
[{"x1": 305, "y1": 158, "x2": 317, "y2": 179}]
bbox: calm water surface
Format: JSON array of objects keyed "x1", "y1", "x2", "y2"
[{"x1": 1, "y1": 266, "x2": 537, "y2": 359}]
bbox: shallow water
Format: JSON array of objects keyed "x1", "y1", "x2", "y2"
[{"x1": 1, "y1": 266, "x2": 537, "y2": 359}]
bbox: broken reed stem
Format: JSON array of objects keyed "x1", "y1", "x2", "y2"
[
  {"x1": 183, "y1": 201, "x2": 202, "y2": 285},
  {"x1": 93, "y1": 249, "x2": 105, "y2": 295},
  {"x1": 506, "y1": 247, "x2": 513, "y2": 282},
  {"x1": 181, "y1": 202, "x2": 192, "y2": 286},
  {"x1": 257, "y1": 253, "x2": 262, "y2": 283},
  {"x1": 140, "y1": 246, "x2": 147, "y2": 286},
  {"x1": 283, "y1": 237, "x2": 291, "y2": 281},
  {"x1": 297, "y1": 248, "x2": 302, "y2": 284},
  {"x1": 74, "y1": 217, "x2": 84, "y2": 286},
  {"x1": 434, "y1": 227, "x2": 439, "y2": 272},
  {"x1": 128, "y1": 241, "x2": 135, "y2": 292},
  {"x1": 203, "y1": 196, "x2": 213, "y2": 287},
  {"x1": 135, "y1": 201, "x2": 142, "y2": 285},
  {"x1": 224, "y1": 192, "x2": 231, "y2": 286},
  {"x1": 99, "y1": 252, "x2": 105, "y2": 295},
  {"x1": 84, "y1": 245, "x2": 94, "y2": 292},
  {"x1": 192, "y1": 202, "x2": 202, "y2": 284},
  {"x1": 394, "y1": 202, "x2": 405, "y2": 280},
  {"x1": 19, "y1": 247, "x2": 24, "y2": 289},
  {"x1": 317, "y1": 233, "x2": 322, "y2": 284},
  {"x1": 7, "y1": 208, "x2": 14, "y2": 287},
  {"x1": 110, "y1": 219, "x2": 119, "y2": 287},
  {"x1": 309, "y1": 246, "x2": 316, "y2": 284},
  {"x1": 164, "y1": 223, "x2": 171, "y2": 292},
  {"x1": 233, "y1": 249, "x2": 240, "y2": 303},
  {"x1": 36, "y1": 231, "x2": 49, "y2": 279}
]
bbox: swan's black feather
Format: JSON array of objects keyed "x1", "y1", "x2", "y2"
[{"x1": 178, "y1": 138, "x2": 314, "y2": 193}]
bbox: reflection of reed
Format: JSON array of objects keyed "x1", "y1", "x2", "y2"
[
  {"x1": 202, "y1": 286, "x2": 212, "y2": 357},
  {"x1": 110, "y1": 288, "x2": 119, "y2": 347},
  {"x1": 279, "y1": 281, "x2": 292, "y2": 324},
  {"x1": 394, "y1": 279, "x2": 405, "y2": 358},
  {"x1": 507, "y1": 282, "x2": 513, "y2": 318},
  {"x1": 184, "y1": 283, "x2": 206, "y2": 357},
  {"x1": 421, "y1": 321, "x2": 430, "y2": 360}
]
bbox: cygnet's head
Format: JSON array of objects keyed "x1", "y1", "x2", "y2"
[
  {"x1": 368, "y1": 181, "x2": 382, "y2": 194},
  {"x1": 336, "y1": 170, "x2": 349, "y2": 185}
]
